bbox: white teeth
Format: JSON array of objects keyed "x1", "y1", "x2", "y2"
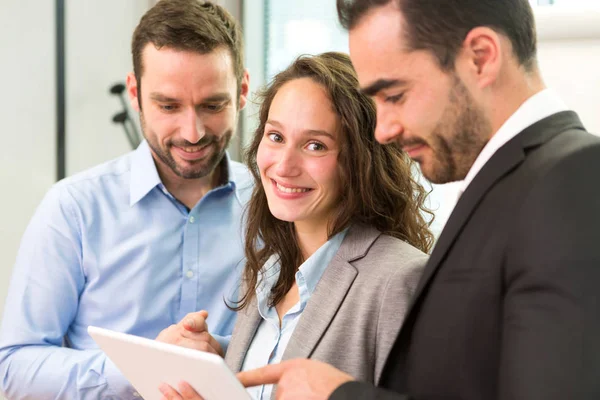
[
  {"x1": 276, "y1": 182, "x2": 310, "y2": 194},
  {"x1": 180, "y1": 145, "x2": 209, "y2": 153}
]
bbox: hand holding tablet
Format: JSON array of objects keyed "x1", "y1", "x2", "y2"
[{"x1": 88, "y1": 326, "x2": 250, "y2": 400}]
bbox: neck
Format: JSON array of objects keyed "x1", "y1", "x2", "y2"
[
  {"x1": 487, "y1": 66, "x2": 546, "y2": 139},
  {"x1": 153, "y1": 157, "x2": 222, "y2": 210},
  {"x1": 294, "y1": 219, "x2": 330, "y2": 261}
]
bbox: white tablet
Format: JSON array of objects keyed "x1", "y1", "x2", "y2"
[{"x1": 88, "y1": 326, "x2": 250, "y2": 400}]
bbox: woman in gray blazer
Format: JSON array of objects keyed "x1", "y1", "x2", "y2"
[{"x1": 160, "y1": 52, "x2": 433, "y2": 400}]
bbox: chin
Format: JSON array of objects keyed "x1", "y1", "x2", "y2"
[{"x1": 267, "y1": 205, "x2": 301, "y2": 223}]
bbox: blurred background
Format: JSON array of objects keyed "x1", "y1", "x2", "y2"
[{"x1": 0, "y1": 0, "x2": 599, "y2": 323}]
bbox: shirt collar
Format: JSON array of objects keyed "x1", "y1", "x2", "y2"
[
  {"x1": 129, "y1": 140, "x2": 162, "y2": 206},
  {"x1": 297, "y1": 229, "x2": 348, "y2": 296},
  {"x1": 459, "y1": 89, "x2": 569, "y2": 193},
  {"x1": 255, "y1": 228, "x2": 349, "y2": 309},
  {"x1": 129, "y1": 140, "x2": 237, "y2": 206}
]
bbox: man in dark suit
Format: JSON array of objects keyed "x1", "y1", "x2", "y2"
[{"x1": 232, "y1": 0, "x2": 600, "y2": 399}]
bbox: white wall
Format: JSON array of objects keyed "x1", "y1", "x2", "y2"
[
  {"x1": 0, "y1": 1, "x2": 56, "y2": 317},
  {"x1": 536, "y1": 7, "x2": 600, "y2": 134},
  {"x1": 66, "y1": 1, "x2": 148, "y2": 175}
]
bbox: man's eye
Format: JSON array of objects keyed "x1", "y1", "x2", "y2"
[
  {"x1": 203, "y1": 102, "x2": 227, "y2": 112},
  {"x1": 385, "y1": 93, "x2": 404, "y2": 104},
  {"x1": 160, "y1": 104, "x2": 178, "y2": 112}
]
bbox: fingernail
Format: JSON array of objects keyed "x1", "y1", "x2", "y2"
[{"x1": 185, "y1": 319, "x2": 195, "y2": 329}]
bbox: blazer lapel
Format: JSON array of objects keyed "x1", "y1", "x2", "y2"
[
  {"x1": 225, "y1": 299, "x2": 262, "y2": 372},
  {"x1": 281, "y1": 224, "x2": 380, "y2": 361},
  {"x1": 407, "y1": 111, "x2": 585, "y2": 313}
]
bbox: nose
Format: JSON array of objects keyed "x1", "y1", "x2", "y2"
[
  {"x1": 180, "y1": 108, "x2": 206, "y2": 144},
  {"x1": 374, "y1": 106, "x2": 404, "y2": 145},
  {"x1": 274, "y1": 147, "x2": 302, "y2": 177}
]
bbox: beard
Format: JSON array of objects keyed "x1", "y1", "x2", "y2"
[
  {"x1": 139, "y1": 112, "x2": 233, "y2": 180},
  {"x1": 406, "y1": 76, "x2": 492, "y2": 184}
]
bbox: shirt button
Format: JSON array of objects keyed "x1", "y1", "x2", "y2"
[
  {"x1": 189, "y1": 216, "x2": 195, "y2": 223},
  {"x1": 133, "y1": 392, "x2": 141, "y2": 398},
  {"x1": 186, "y1": 270, "x2": 194, "y2": 279}
]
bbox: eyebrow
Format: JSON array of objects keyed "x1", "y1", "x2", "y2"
[
  {"x1": 149, "y1": 92, "x2": 232, "y2": 103},
  {"x1": 361, "y1": 79, "x2": 408, "y2": 97},
  {"x1": 266, "y1": 119, "x2": 336, "y2": 141}
]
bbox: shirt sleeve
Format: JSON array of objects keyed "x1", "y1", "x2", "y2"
[
  {"x1": 212, "y1": 333, "x2": 232, "y2": 355},
  {"x1": 0, "y1": 186, "x2": 138, "y2": 400}
]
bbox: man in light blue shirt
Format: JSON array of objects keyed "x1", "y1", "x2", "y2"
[{"x1": 0, "y1": 1, "x2": 252, "y2": 399}]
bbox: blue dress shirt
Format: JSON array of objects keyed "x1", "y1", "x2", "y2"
[
  {"x1": 0, "y1": 141, "x2": 253, "y2": 400},
  {"x1": 241, "y1": 229, "x2": 348, "y2": 400}
]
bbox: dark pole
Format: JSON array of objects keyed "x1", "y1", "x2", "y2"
[{"x1": 56, "y1": 0, "x2": 66, "y2": 180}]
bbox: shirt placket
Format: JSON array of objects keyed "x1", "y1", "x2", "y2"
[{"x1": 179, "y1": 210, "x2": 200, "y2": 321}]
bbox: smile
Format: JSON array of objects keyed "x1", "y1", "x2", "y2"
[
  {"x1": 274, "y1": 180, "x2": 312, "y2": 194},
  {"x1": 177, "y1": 144, "x2": 211, "y2": 153}
]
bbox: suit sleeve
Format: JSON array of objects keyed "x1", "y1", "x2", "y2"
[
  {"x1": 374, "y1": 254, "x2": 426, "y2": 381},
  {"x1": 329, "y1": 250, "x2": 426, "y2": 400},
  {"x1": 500, "y1": 144, "x2": 600, "y2": 399}
]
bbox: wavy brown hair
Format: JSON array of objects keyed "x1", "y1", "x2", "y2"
[{"x1": 235, "y1": 52, "x2": 433, "y2": 310}]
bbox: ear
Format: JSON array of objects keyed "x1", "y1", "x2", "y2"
[
  {"x1": 126, "y1": 72, "x2": 141, "y2": 112},
  {"x1": 457, "y1": 27, "x2": 502, "y2": 89},
  {"x1": 238, "y1": 69, "x2": 250, "y2": 111}
]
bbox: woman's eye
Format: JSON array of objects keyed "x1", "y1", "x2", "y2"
[
  {"x1": 267, "y1": 133, "x2": 283, "y2": 143},
  {"x1": 306, "y1": 142, "x2": 325, "y2": 151}
]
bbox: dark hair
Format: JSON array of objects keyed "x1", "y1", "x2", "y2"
[
  {"x1": 337, "y1": 0, "x2": 537, "y2": 71},
  {"x1": 131, "y1": 0, "x2": 244, "y2": 108},
  {"x1": 235, "y1": 52, "x2": 434, "y2": 311}
]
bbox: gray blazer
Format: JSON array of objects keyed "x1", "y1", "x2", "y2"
[{"x1": 224, "y1": 223, "x2": 428, "y2": 389}]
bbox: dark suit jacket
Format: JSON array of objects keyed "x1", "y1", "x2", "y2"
[{"x1": 331, "y1": 111, "x2": 600, "y2": 400}]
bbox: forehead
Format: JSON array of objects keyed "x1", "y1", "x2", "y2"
[
  {"x1": 348, "y1": 4, "x2": 438, "y2": 90},
  {"x1": 269, "y1": 78, "x2": 339, "y2": 132},
  {"x1": 140, "y1": 44, "x2": 237, "y2": 95}
]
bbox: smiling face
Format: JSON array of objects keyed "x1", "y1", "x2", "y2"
[
  {"x1": 256, "y1": 77, "x2": 341, "y2": 230},
  {"x1": 127, "y1": 44, "x2": 248, "y2": 181},
  {"x1": 349, "y1": 4, "x2": 490, "y2": 183}
]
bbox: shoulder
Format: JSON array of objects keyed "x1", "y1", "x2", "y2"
[
  {"x1": 362, "y1": 233, "x2": 428, "y2": 272},
  {"x1": 53, "y1": 151, "x2": 133, "y2": 196},
  {"x1": 350, "y1": 230, "x2": 427, "y2": 292},
  {"x1": 37, "y1": 152, "x2": 133, "y2": 213}
]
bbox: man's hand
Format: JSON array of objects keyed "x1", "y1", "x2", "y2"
[
  {"x1": 237, "y1": 359, "x2": 354, "y2": 400},
  {"x1": 156, "y1": 310, "x2": 223, "y2": 357},
  {"x1": 159, "y1": 381, "x2": 204, "y2": 400}
]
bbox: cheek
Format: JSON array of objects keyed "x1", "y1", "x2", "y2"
[
  {"x1": 256, "y1": 141, "x2": 272, "y2": 178},
  {"x1": 204, "y1": 109, "x2": 236, "y2": 134},
  {"x1": 408, "y1": 86, "x2": 450, "y2": 133},
  {"x1": 307, "y1": 156, "x2": 340, "y2": 193},
  {"x1": 144, "y1": 109, "x2": 175, "y2": 135}
]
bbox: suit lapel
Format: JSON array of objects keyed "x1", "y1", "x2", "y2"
[
  {"x1": 281, "y1": 224, "x2": 380, "y2": 361},
  {"x1": 407, "y1": 111, "x2": 585, "y2": 315},
  {"x1": 226, "y1": 299, "x2": 262, "y2": 372}
]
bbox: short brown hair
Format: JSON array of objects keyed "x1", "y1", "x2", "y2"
[
  {"x1": 131, "y1": 0, "x2": 244, "y2": 106},
  {"x1": 337, "y1": 0, "x2": 537, "y2": 72},
  {"x1": 236, "y1": 52, "x2": 434, "y2": 310}
]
